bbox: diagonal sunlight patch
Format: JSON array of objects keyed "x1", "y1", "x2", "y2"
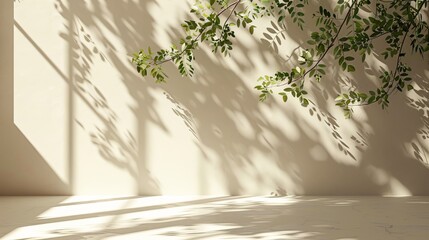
[
  {"x1": 4, "y1": 196, "x2": 429, "y2": 240},
  {"x1": 3, "y1": 196, "x2": 302, "y2": 240},
  {"x1": 14, "y1": 20, "x2": 70, "y2": 184},
  {"x1": 37, "y1": 196, "x2": 239, "y2": 220}
]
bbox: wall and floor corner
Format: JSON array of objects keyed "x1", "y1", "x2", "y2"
[
  {"x1": 1, "y1": 0, "x2": 70, "y2": 195},
  {"x1": 1, "y1": 0, "x2": 429, "y2": 196}
]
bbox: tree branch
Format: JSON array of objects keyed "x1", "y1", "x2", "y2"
[
  {"x1": 270, "y1": 0, "x2": 357, "y2": 88},
  {"x1": 387, "y1": 1, "x2": 426, "y2": 95},
  {"x1": 302, "y1": 0, "x2": 357, "y2": 80},
  {"x1": 152, "y1": 0, "x2": 242, "y2": 66},
  {"x1": 346, "y1": 1, "x2": 426, "y2": 108}
]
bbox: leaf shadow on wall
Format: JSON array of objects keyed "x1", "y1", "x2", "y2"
[
  {"x1": 55, "y1": 0, "x2": 170, "y2": 195},
  {"x1": 261, "y1": 1, "x2": 429, "y2": 195},
  {"x1": 156, "y1": 1, "x2": 429, "y2": 195},
  {"x1": 56, "y1": 0, "x2": 429, "y2": 195}
]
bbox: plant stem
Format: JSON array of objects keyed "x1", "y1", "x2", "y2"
[
  {"x1": 387, "y1": 1, "x2": 426, "y2": 95},
  {"x1": 152, "y1": 0, "x2": 242, "y2": 66},
  {"x1": 271, "y1": 0, "x2": 357, "y2": 89},
  {"x1": 302, "y1": 0, "x2": 357, "y2": 80}
]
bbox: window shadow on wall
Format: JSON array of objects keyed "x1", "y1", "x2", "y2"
[
  {"x1": 169, "y1": 1, "x2": 429, "y2": 195},
  {"x1": 0, "y1": 1, "x2": 69, "y2": 236},
  {"x1": 53, "y1": 0, "x2": 166, "y2": 195},
  {"x1": 51, "y1": 0, "x2": 429, "y2": 196},
  {"x1": 0, "y1": 0, "x2": 70, "y2": 196}
]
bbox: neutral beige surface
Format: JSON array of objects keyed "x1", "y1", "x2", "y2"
[
  {"x1": 1, "y1": 0, "x2": 429, "y2": 195},
  {"x1": 1, "y1": 196, "x2": 429, "y2": 239},
  {"x1": 0, "y1": 0, "x2": 70, "y2": 195}
]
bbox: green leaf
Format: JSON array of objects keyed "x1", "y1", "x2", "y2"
[
  {"x1": 249, "y1": 25, "x2": 255, "y2": 35},
  {"x1": 301, "y1": 98, "x2": 309, "y2": 107},
  {"x1": 347, "y1": 65, "x2": 355, "y2": 72},
  {"x1": 282, "y1": 94, "x2": 288, "y2": 102},
  {"x1": 335, "y1": 95, "x2": 343, "y2": 101}
]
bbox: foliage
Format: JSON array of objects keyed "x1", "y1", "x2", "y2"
[{"x1": 132, "y1": 0, "x2": 429, "y2": 118}]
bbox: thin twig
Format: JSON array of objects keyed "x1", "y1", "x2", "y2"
[
  {"x1": 271, "y1": 0, "x2": 357, "y2": 88},
  {"x1": 222, "y1": 0, "x2": 240, "y2": 30},
  {"x1": 218, "y1": 0, "x2": 241, "y2": 45},
  {"x1": 302, "y1": 0, "x2": 357, "y2": 80},
  {"x1": 388, "y1": 1, "x2": 426, "y2": 95},
  {"x1": 152, "y1": 0, "x2": 242, "y2": 66},
  {"x1": 343, "y1": 1, "x2": 426, "y2": 107}
]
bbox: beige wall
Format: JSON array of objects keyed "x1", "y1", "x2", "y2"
[{"x1": 1, "y1": 0, "x2": 428, "y2": 195}]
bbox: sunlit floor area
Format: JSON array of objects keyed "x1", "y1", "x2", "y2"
[{"x1": 1, "y1": 196, "x2": 429, "y2": 240}]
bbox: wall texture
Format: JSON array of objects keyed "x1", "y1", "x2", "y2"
[{"x1": 2, "y1": 0, "x2": 429, "y2": 195}]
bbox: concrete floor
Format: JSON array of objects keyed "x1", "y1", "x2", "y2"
[{"x1": 0, "y1": 196, "x2": 428, "y2": 240}]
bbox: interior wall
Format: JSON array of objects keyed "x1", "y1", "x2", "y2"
[
  {"x1": 0, "y1": 0, "x2": 70, "y2": 195},
  {"x1": 2, "y1": 0, "x2": 428, "y2": 195}
]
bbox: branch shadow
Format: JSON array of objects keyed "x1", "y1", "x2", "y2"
[
  {"x1": 46, "y1": 0, "x2": 429, "y2": 195},
  {"x1": 53, "y1": 0, "x2": 169, "y2": 195},
  {"x1": 6, "y1": 196, "x2": 429, "y2": 240},
  {"x1": 152, "y1": 1, "x2": 429, "y2": 195}
]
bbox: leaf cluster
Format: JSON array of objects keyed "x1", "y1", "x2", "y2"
[{"x1": 133, "y1": 0, "x2": 429, "y2": 118}]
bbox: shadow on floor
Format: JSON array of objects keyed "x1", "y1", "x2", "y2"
[{"x1": 2, "y1": 196, "x2": 429, "y2": 240}]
